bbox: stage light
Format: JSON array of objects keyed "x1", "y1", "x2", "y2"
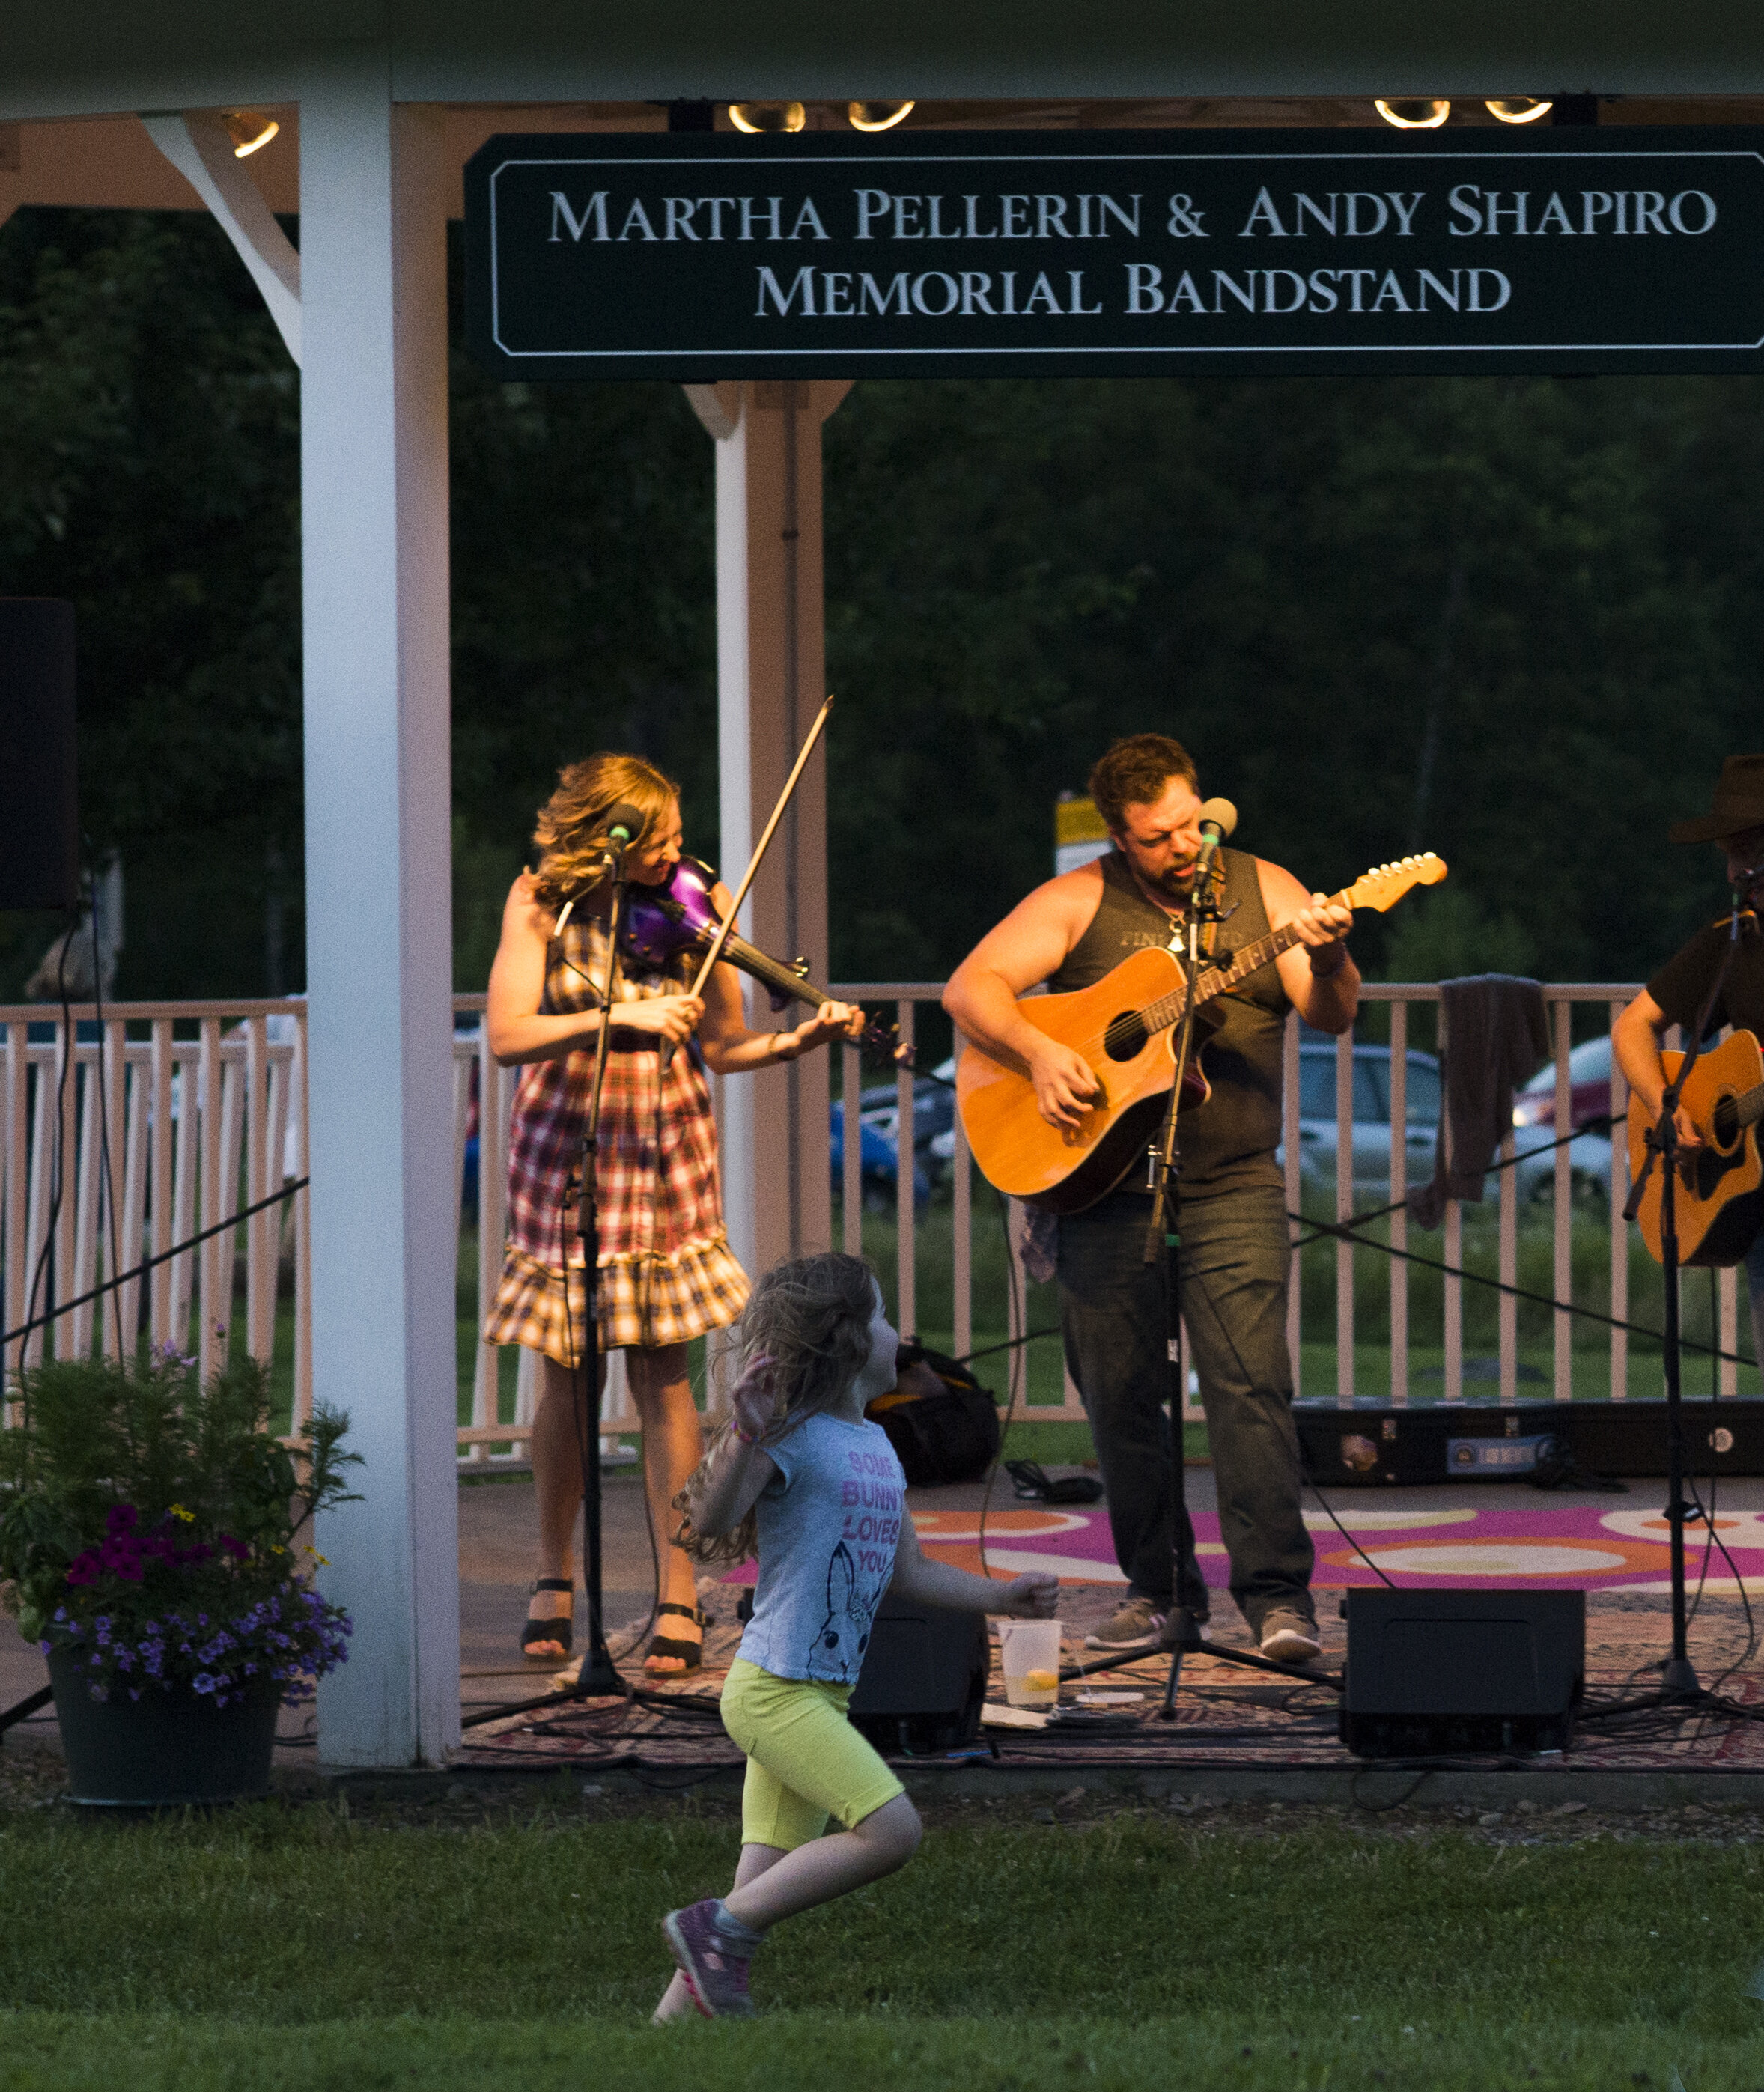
[
  {"x1": 1487, "y1": 97, "x2": 1554, "y2": 124},
  {"x1": 729, "y1": 101, "x2": 806, "y2": 133},
  {"x1": 1375, "y1": 99, "x2": 1450, "y2": 129},
  {"x1": 848, "y1": 100, "x2": 915, "y2": 132},
  {"x1": 222, "y1": 110, "x2": 279, "y2": 158}
]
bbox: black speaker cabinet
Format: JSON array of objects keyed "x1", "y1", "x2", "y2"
[
  {"x1": 1341, "y1": 1587, "x2": 1584, "y2": 1758},
  {"x1": 846, "y1": 1593, "x2": 988, "y2": 1756},
  {"x1": 0, "y1": 599, "x2": 78, "y2": 910}
]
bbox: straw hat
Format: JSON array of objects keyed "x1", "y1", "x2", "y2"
[{"x1": 1668, "y1": 755, "x2": 1764, "y2": 844}]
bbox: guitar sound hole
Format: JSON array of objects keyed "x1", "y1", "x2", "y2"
[
  {"x1": 1104, "y1": 1012, "x2": 1149, "y2": 1062},
  {"x1": 1712, "y1": 1092, "x2": 1740, "y2": 1149}
]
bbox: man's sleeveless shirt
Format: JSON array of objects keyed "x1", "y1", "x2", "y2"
[{"x1": 1049, "y1": 847, "x2": 1290, "y2": 1194}]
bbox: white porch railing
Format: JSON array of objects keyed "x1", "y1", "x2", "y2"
[
  {"x1": 0, "y1": 1003, "x2": 306, "y2": 1417},
  {"x1": 830, "y1": 982, "x2": 1752, "y2": 1420},
  {"x1": 1298, "y1": 983, "x2": 1745, "y2": 1408},
  {"x1": 3, "y1": 985, "x2": 1746, "y2": 1460}
]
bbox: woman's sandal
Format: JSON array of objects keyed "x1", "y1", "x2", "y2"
[
  {"x1": 521, "y1": 1578, "x2": 575, "y2": 1662},
  {"x1": 645, "y1": 1602, "x2": 708, "y2": 1675}
]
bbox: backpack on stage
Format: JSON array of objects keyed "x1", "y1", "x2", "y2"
[{"x1": 863, "y1": 1340, "x2": 1001, "y2": 1489}]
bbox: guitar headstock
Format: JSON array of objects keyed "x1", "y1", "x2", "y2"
[
  {"x1": 858, "y1": 1014, "x2": 915, "y2": 1068},
  {"x1": 1341, "y1": 853, "x2": 1449, "y2": 914}
]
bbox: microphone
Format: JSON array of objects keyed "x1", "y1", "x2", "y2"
[
  {"x1": 1192, "y1": 797, "x2": 1238, "y2": 884},
  {"x1": 598, "y1": 801, "x2": 646, "y2": 857},
  {"x1": 553, "y1": 803, "x2": 650, "y2": 934}
]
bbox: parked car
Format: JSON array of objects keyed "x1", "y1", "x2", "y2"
[
  {"x1": 1509, "y1": 1119, "x2": 1614, "y2": 1206},
  {"x1": 1277, "y1": 1042, "x2": 1441, "y2": 1196},
  {"x1": 1281, "y1": 1039, "x2": 1611, "y2": 1205},
  {"x1": 1508, "y1": 1035, "x2": 1619, "y2": 1208},
  {"x1": 856, "y1": 1056, "x2": 957, "y2": 1173},
  {"x1": 1512, "y1": 1035, "x2": 1617, "y2": 1134},
  {"x1": 830, "y1": 1101, "x2": 931, "y2": 1211}
]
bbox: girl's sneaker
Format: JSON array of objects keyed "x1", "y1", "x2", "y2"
[{"x1": 662, "y1": 1900, "x2": 758, "y2": 2018}]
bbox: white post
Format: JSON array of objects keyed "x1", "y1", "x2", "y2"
[
  {"x1": 301, "y1": 77, "x2": 458, "y2": 1767},
  {"x1": 696, "y1": 380, "x2": 848, "y2": 1280}
]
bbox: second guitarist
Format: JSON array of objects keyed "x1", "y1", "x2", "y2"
[
  {"x1": 943, "y1": 734, "x2": 1357, "y2": 1662},
  {"x1": 1612, "y1": 753, "x2": 1764, "y2": 1373}
]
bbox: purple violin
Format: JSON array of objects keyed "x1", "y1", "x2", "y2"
[{"x1": 621, "y1": 857, "x2": 911, "y2": 1066}]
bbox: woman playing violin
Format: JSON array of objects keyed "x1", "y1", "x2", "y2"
[{"x1": 484, "y1": 752, "x2": 863, "y2": 1673}]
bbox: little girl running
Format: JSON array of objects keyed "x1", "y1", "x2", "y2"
[{"x1": 654, "y1": 1250, "x2": 1057, "y2": 2022}]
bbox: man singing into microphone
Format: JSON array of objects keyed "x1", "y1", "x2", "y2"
[{"x1": 944, "y1": 735, "x2": 1356, "y2": 1659}]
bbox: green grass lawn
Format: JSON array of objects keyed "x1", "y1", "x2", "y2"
[{"x1": 4, "y1": 1782, "x2": 1764, "y2": 2088}]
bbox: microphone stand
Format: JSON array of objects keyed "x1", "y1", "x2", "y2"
[
  {"x1": 563, "y1": 834, "x2": 634, "y2": 1700},
  {"x1": 1619, "y1": 873, "x2": 1754, "y2": 1704},
  {"x1": 460, "y1": 848, "x2": 636, "y2": 1729},
  {"x1": 1147, "y1": 856, "x2": 1328, "y2": 1720}
]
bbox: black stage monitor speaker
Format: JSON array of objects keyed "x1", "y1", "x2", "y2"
[
  {"x1": 0, "y1": 598, "x2": 78, "y2": 913},
  {"x1": 1341, "y1": 1587, "x2": 1584, "y2": 1758},
  {"x1": 847, "y1": 1593, "x2": 988, "y2": 1756}
]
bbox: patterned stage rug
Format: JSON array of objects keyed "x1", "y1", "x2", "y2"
[
  {"x1": 457, "y1": 1502, "x2": 1764, "y2": 1781},
  {"x1": 886, "y1": 1500, "x2": 1764, "y2": 1599}
]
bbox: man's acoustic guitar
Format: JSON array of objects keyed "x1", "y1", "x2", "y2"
[
  {"x1": 957, "y1": 854, "x2": 1448, "y2": 1214},
  {"x1": 1625, "y1": 1029, "x2": 1764, "y2": 1267}
]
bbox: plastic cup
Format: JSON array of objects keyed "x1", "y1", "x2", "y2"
[{"x1": 998, "y1": 1618, "x2": 1063, "y2": 1709}]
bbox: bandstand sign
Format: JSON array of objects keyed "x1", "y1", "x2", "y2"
[{"x1": 469, "y1": 127, "x2": 1764, "y2": 377}]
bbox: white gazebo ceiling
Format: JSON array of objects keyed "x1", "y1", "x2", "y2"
[
  {"x1": 9, "y1": 93, "x2": 1764, "y2": 225},
  {"x1": 5, "y1": 0, "x2": 1764, "y2": 124}
]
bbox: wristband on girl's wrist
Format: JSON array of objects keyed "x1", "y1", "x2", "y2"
[{"x1": 731, "y1": 1422, "x2": 758, "y2": 1446}]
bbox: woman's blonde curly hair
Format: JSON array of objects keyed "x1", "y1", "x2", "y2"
[
  {"x1": 672, "y1": 1252, "x2": 881, "y2": 1570},
  {"x1": 529, "y1": 753, "x2": 680, "y2": 913}
]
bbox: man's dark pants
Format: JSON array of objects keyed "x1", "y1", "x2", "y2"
[{"x1": 1056, "y1": 1178, "x2": 1314, "y2": 1634}]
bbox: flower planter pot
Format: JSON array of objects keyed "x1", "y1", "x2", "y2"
[{"x1": 47, "y1": 1649, "x2": 281, "y2": 1807}]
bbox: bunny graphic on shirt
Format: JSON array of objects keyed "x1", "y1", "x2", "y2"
[{"x1": 807, "y1": 1539, "x2": 876, "y2": 1682}]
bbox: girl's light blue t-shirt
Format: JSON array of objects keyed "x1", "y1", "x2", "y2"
[{"x1": 736, "y1": 1411, "x2": 907, "y2": 1685}]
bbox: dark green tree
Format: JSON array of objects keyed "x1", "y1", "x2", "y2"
[{"x1": 2, "y1": 204, "x2": 1759, "y2": 1009}]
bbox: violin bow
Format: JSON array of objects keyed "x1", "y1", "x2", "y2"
[{"x1": 686, "y1": 693, "x2": 834, "y2": 1005}]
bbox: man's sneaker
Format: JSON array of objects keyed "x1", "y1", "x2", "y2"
[
  {"x1": 1083, "y1": 1595, "x2": 1167, "y2": 1652},
  {"x1": 1257, "y1": 1611, "x2": 1321, "y2": 1664},
  {"x1": 662, "y1": 1899, "x2": 758, "y2": 2019}
]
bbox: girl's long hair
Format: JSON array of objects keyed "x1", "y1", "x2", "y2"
[
  {"x1": 672, "y1": 1252, "x2": 881, "y2": 1570},
  {"x1": 529, "y1": 753, "x2": 679, "y2": 913}
]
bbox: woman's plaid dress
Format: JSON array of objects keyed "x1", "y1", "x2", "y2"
[{"x1": 482, "y1": 903, "x2": 749, "y2": 1361}]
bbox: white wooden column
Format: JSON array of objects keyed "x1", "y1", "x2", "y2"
[
  {"x1": 690, "y1": 379, "x2": 849, "y2": 1280},
  {"x1": 301, "y1": 77, "x2": 459, "y2": 1767}
]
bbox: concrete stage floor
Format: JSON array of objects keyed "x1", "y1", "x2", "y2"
[{"x1": 7, "y1": 1466, "x2": 1764, "y2": 1801}]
